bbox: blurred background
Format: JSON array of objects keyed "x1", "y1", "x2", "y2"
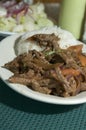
[
  {"x1": 0, "y1": 0, "x2": 86, "y2": 41},
  {"x1": 34, "y1": 0, "x2": 62, "y2": 3}
]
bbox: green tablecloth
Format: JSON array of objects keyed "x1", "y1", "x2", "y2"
[
  {"x1": 0, "y1": 36, "x2": 86, "y2": 130},
  {"x1": 0, "y1": 79, "x2": 86, "y2": 130}
]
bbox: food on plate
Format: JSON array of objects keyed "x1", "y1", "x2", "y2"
[
  {"x1": 14, "y1": 26, "x2": 80, "y2": 56},
  {"x1": 0, "y1": 0, "x2": 54, "y2": 33},
  {"x1": 3, "y1": 26, "x2": 86, "y2": 97}
]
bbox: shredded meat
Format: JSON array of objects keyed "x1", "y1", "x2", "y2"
[{"x1": 3, "y1": 33, "x2": 86, "y2": 97}]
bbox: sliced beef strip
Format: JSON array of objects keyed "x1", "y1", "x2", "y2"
[
  {"x1": 9, "y1": 76, "x2": 51, "y2": 94},
  {"x1": 31, "y1": 33, "x2": 60, "y2": 47},
  {"x1": 80, "y1": 82, "x2": 86, "y2": 91},
  {"x1": 54, "y1": 48, "x2": 86, "y2": 80}
]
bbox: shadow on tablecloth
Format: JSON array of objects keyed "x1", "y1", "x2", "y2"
[{"x1": 0, "y1": 78, "x2": 82, "y2": 114}]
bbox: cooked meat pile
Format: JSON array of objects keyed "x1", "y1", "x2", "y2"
[{"x1": 3, "y1": 33, "x2": 86, "y2": 97}]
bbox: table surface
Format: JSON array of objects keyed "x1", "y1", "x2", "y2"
[{"x1": 0, "y1": 36, "x2": 86, "y2": 130}]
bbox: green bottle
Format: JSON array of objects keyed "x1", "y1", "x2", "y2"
[{"x1": 59, "y1": 0, "x2": 86, "y2": 39}]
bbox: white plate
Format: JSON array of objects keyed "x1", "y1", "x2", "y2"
[
  {"x1": 0, "y1": 34, "x2": 86, "y2": 105},
  {"x1": 0, "y1": 31, "x2": 16, "y2": 37}
]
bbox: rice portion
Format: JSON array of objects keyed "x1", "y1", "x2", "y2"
[{"x1": 14, "y1": 26, "x2": 82, "y2": 55}]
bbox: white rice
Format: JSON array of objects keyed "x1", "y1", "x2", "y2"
[{"x1": 14, "y1": 26, "x2": 82, "y2": 55}]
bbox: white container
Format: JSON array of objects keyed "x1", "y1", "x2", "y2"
[{"x1": 59, "y1": 0, "x2": 86, "y2": 39}]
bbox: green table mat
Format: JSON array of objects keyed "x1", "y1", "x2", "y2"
[{"x1": 0, "y1": 79, "x2": 86, "y2": 130}]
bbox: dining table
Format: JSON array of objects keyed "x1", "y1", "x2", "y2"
[{"x1": 0, "y1": 35, "x2": 86, "y2": 130}]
